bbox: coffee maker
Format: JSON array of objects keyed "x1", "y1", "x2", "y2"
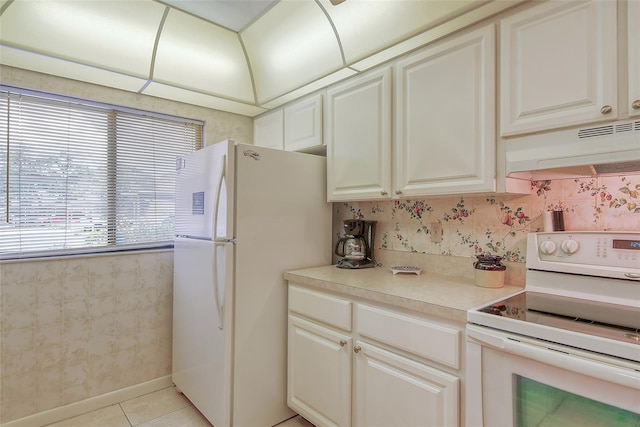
[{"x1": 335, "y1": 219, "x2": 376, "y2": 269}]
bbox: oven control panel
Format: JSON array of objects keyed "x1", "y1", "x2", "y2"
[{"x1": 527, "y1": 232, "x2": 640, "y2": 278}]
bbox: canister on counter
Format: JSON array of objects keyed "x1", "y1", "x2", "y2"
[
  {"x1": 473, "y1": 254, "x2": 506, "y2": 288},
  {"x1": 544, "y1": 209, "x2": 566, "y2": 232}
]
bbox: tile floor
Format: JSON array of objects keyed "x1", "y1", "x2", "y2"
[{"x1": 44, "y1": 386, "x2": 314, "y2": 427}]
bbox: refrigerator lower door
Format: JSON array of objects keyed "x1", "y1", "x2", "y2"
[{"x1": 173, "y1": 237, "x2": 234, "y2": 427}]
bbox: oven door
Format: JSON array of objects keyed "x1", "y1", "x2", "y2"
[{"x1": 466, "y1": 324, "x2": 640, "y2": 427}]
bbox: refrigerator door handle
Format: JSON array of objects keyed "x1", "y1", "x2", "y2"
[
  {"x1": 213, "y1": 155, "x2": 227, "y2": 242},
  {"x1": 213, "y1": 241, "x2": 225, "y2": 330}
]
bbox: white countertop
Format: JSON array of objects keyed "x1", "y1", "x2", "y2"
[{"x1": 284, "y1": 265, "x2": 524, "y2": 322}]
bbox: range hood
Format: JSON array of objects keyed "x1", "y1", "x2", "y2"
[{"x1": 506, "y1": 118, "x2": 640, "y2": 180}]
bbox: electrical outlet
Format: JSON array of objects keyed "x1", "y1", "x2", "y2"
[{"x1": 430, "y1": 222, "x2": 443, "y2": 243}]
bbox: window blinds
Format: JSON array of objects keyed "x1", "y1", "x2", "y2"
[{"x1": 0, "y1": 89, "x2": 202, "y2": 258}]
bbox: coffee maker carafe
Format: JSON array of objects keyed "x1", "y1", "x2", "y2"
[{"x1": 335, "y1": 219, "x2": 376, "y2": 269}]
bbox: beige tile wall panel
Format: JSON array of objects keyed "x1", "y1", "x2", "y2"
[{"x1": 0, "y1": 252, "x2": 174, "y2": 424}]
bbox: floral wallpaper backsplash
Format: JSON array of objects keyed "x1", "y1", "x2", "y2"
[{"x1": 334, "y1": 175, "x2": 640, "y2": 264}]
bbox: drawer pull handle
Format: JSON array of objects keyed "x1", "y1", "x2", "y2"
[
  {"x1": 339, "y1": 340, "x2": 347, "y2": 347},
  {"x1": 632, "y1": 100, "x2": 640, "y2": 110},
  {"x1": 380, "y1": 191, "x2": 388, "y2": 196},
  {"x1": 354, "y1": 345, "x2": 362, "y2": 354}
]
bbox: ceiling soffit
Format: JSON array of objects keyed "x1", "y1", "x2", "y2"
[
  {"x1": 0, "y1": 0, "x2": 164, "y2": 77},
  {"x1": 241, "y1": 0, "x2": 344, "y2": 104},
  {"x1": 153, "y1": 8, "x2": 255, "y2": 103},
  {"x1": 0, "y1": 0, "x2": 520, "y2": 117}
]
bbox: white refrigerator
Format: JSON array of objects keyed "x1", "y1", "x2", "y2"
[{"x1": 172, "y1": 140, "x2": 332, "y2": 427}]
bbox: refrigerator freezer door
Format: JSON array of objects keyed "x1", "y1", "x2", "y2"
[
  {"x1": 172, "y1": 237, "x2": 234, "y2": 427},
  {"x1": 175, "y1": 140, "x2": 235, "y2": 240}
]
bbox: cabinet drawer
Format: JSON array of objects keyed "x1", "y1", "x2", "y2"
[
  {"x1": 356, "y1": 304, "x2": 460, "y2": 368},
  {"x1": 289, "y1": 285, "x2": 352, "y2": 331}
]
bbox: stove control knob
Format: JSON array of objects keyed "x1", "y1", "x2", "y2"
[
  {"x1": 539, "y1": 240, "x2": 557, "y2": 255},
  {"x1": 561, "y1": 239, "x2": 579, "y2": 255}
]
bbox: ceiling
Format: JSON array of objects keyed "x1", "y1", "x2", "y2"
[
  {"x1": 0, "y1": 0, "x2": 522, "y2": 117},
  {"x1": 160, "y1": 0, "x2": 278, "y2": 32}
]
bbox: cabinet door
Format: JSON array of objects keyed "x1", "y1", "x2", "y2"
[
  {"x1": 629, "y1": 0, "x2": 640, "y2": 118},
  {"x1": 500, "y1": 0, "x2": 617, "y2": 135},
  {"x1": 288, "y1": 315, "x2": 352, "y2": 427},
  {"x1": 284, "y1": 94, "x2": 324, "y2": 152},
  {"x1": 327, "y1": 67, "x2": 392, "y2": 201},
  {"x1": 395, "y1": 25, "x2": 496, "y2": 196},
  {"x1": 353, "y1": 342, "x2": 459, "y2": 427},
  {"x1": 254, "y1": 109, "x2": 284, "y2": 150}
]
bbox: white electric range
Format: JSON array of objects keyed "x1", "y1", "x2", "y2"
[{"x1": 466, "y1": 232, "x2": 640, "y2": 427}]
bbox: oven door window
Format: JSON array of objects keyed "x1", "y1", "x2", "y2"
[
  {"x1": 479, "y1": 346, "x2": 640, "y2": 426},
  {"x1": 515, "y1": 375, "x2": 640, "y2": 426}
]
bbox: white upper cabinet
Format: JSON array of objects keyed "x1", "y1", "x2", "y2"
[
  {"x1": 500, "y1": 0, "x2": 617, "y2": 136},
  {"x1": 284, "y1": 94, "x2": 324, "y2": 152},
  {"x1": 629, "y1": 0, "x2": 640, "y2": 118},
  {"x1": 395, "y1": 24, "x2": 496, "y2": 196},
  {"x1": 253, "y1": 109, "x2": 284, "y2": 150},
  {"x1": 326, "y1": 67, "x2": 393, "y2": 202},
  {"x1": 254, "y1": 94, "x2": 325, "y2": 153}
]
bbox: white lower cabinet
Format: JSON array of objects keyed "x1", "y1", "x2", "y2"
[
  {"x1": 288, "y1": 316, "x2": 352, "y2": 427},
  {"x1": 287, "y1": 284, "x2": 461, "y2": 427},
  {"x1": 354, "y1": 342, "x2": 458, "y2": 427}
]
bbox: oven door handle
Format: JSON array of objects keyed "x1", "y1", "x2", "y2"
[{"x1": 467, "y1": 325, "x2": 640, "y2": 390}]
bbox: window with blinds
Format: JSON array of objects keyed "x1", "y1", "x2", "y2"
[{"x1": 0, "y1": 88, "x2": 203, "y2": 259}]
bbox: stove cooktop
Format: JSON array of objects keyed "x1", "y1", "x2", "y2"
[
  {"x1": 477, "y1": 291, "x2": 640, "y2": 348},
  {"x1": 469, "y1": 232, "x2": 640, "y2": 361}
]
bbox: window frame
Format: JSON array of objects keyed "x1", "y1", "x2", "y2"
[{"x1": 0, "y1": 85, "x2": 204, "y2": 260}]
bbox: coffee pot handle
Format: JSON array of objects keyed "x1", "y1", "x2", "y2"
[{"x1": 335, "y1": 238, "x2": 347, "y2": 256}]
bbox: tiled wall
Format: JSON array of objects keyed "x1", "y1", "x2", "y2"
[
  {"x1": 0, "y1": 66, "x2": 254, "y2": 424},
  {"x1": 0, "y1": 251, "x2": 173, "y2": 423},
  {"x1": 334, "y1": 174, "x2": 640, "y2": 267}
]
